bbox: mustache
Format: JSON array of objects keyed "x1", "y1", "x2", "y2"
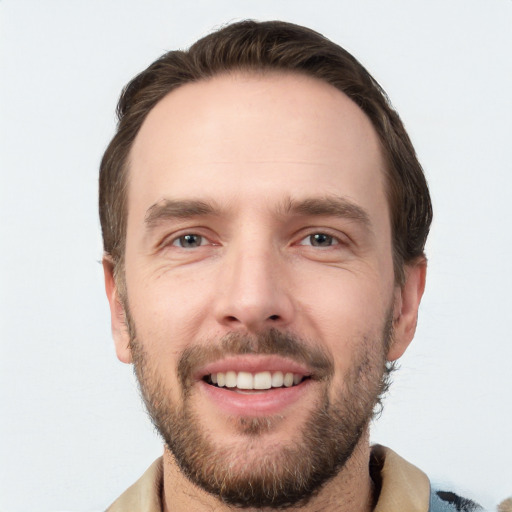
[{"x1": 178, "y1": 328, "x2": 334, "y2": 389}]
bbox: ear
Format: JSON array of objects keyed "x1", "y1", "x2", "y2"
[
  {"x1": 102, "y1": 256, "x2": 132, "y2": 364},
  {"x1": 388, "y1": 258, "x2": 427, "y2": 361}
]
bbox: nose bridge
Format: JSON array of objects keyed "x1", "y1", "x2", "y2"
[{"x1": 215, "y1": 230, "x2": 293, "y2": 331}]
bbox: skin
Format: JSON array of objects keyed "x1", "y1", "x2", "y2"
[{"x1": 104, "y1": 72, "x2": 426, "y2": 511}]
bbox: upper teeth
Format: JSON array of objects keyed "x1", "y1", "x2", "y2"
[{"x1": 210, "y1": 371, "x2": 304, "y2": 390}]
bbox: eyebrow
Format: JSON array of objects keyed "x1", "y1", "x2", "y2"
[
  {"x1": 280, "y1": 196, "x2": 372, "y2": 229},
  {"x1": 144, "y1": 195, "x2": 372, "y2": 232},
  {"x1": 144, "y1": 199, "x2": 219, "y2": 229}
]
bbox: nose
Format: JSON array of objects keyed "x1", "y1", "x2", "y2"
[{"x1": 214, "y1": 240, "x2": 294, "y2": 332}]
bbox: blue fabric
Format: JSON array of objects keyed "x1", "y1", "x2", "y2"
[{"x1": 430, "y1": 489, "x2": 486, "y2": 512}]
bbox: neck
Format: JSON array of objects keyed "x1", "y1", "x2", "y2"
[{"x1": 162, "y1": 430, "x2": 375, "y2": 512}]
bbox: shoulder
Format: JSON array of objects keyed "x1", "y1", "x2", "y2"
[
  {"x1": 370, "y1": 445, "x2": 487, "y2": 512},
  {"x1": 430, "y1": 488, "x2": 486, "y2": 512}
]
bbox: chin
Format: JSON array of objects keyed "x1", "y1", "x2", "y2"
[{"x1": 129, "y1": 322, "x2": 392, "y2": 508}]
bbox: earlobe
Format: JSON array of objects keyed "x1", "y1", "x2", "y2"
[
  {"x1": 102, "y1": 256, "x2": 133, "y2": 364},
  {"x1": 388, "y1": 258, "x2": 427, "y2": 361}
]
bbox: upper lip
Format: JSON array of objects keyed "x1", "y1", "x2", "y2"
[{"x1": 194, "y1": 355, "x2": 312, "y2": 381}]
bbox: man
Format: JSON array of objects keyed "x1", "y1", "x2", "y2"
[{"x1": 100, "y1": 20, "x2": 482, "y2": 511}]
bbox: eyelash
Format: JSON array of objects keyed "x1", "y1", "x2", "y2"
[{"x1": 160, "y1": 229, "x2": 349, "y2": 251}]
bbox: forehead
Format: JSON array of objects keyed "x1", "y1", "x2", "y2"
[{"x1": 128, "y1": 71, "x2": 387, "y2": 222}]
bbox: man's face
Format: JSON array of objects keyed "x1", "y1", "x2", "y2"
[{"x1": 105, "y1": 72, "x2": 422, "y2": 507}]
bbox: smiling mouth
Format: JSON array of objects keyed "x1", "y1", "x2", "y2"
[{"x1": 204, "y1": 371, "x2": 310, "y2": 391}]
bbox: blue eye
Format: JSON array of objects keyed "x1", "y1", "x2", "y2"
[
  {"x1": 302, "y1": 233, "x2": 338, "y2": 247},
  {"x1": 173, "y1": 234, "x2": 204, "y2": 248},
  {"x1": 310, "y1": 233, "x2": 333, "y2": 246}
]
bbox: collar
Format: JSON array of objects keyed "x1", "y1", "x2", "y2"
[
  {"x1": 371, "y1": 444, "x2": 431, "y2": 512},
  {"x1": 107, "y1": 445, "x2": 431, "y2": 511},
  {"x1": 107, "y1": 457, "x2": 163, "y2": 512}
]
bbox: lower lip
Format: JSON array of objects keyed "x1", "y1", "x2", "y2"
[{"x1": 198, "y1": 379, "x2": 313, "y2": 417}]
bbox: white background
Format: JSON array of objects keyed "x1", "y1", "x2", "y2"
[{"x1": 1, "y1": 1, "x2": 511, "y2": 511}]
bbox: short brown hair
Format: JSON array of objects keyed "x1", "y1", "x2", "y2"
[{"x1": 99, "y1": 20, "x2": 432, "y2": 284}]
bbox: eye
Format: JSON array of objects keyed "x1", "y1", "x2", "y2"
[
  {"x1": 172, "y1": 234, "x2": 206, "y2": 248},
  {"x1": 300, "y1": 233, "x2": 340, "y2": 247}
]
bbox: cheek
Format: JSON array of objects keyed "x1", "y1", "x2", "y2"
[
  {"x1": 293, "y1": 267, "x2": 393, "y2": 370},
  {"x1": 124, "y1": 265, "x2": 215, "y2": 364},
  {"x1": 295, "y1": 265, "x2": 392, "y2": 326}
]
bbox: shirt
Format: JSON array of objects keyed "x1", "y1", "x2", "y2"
[{"x1": 106, "y1": 445, "x2": 483, "y2": 511}]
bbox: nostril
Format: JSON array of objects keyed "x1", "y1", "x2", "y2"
[
  {"x1": 226, "y1": 316, "x2": 239, "y2": 322},
  {"x1": 268, "y1": 315, "x2": 280, "y2": 321}
]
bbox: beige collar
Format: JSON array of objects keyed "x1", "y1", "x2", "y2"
[
  {"x1": 107, "y1": 457, "x2": 163, "y2": 512},
  {"x1": 372, "y1": 445, "x2": 430, "y2": 512},
  {"x1": 107, "y1": 445, "x2": 431, "y2": 511}
]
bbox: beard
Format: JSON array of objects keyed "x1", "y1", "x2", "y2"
[{"x1": 127, "y1": 314, "x2": 394, "y2": 509}]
